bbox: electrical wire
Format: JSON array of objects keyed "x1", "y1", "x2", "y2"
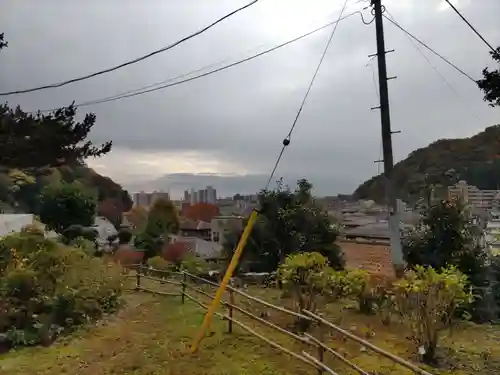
[
  {"x1": 384, "y1": 9, "x2": 487, "y2": 141},
  {"x1": 384, "y1": 10, "x2": 461, "y2": 96},
  {"x1": 443, "y1": 0, "x2": 498, "y2": 56},
  {"x1": 39, "y1": 42, "x2": 270, "y2": 111},
  {"x1": 0, "y1": 0, "x2": 262, "y2": 96},
  {"x1": 37, "y1": 10, "x2": 367, "y2": 113},
  {"x1": 382, "y1": 14, "x2": 477, "y2": 83},
  {"x1": 263, "y1": 0, "x2": 350, "y2": 191}
]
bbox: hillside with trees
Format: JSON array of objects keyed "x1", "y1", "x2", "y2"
[
  {"x1": 353, "y1": 124, "x2": 500, "y2": 202},
  {"x1": 355, "y1": 46, "x2": 500, "y2": 203},
  {"x1": 0, "y1": 155, "x2": 132, "y2": 226}
]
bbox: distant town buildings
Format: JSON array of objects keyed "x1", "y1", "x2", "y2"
[
  {"x1": 132, "y1": 191, "x2": 170, "y2": 208},
  {"x1": 184, "y1": 186, "x2": 217, "y2": 205},
  {"x1": 448, "y1": 180, "x2": 500, "y2": 211}
]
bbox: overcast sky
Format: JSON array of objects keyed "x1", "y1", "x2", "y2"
[{"x1": 1, "y1": 0, "x2": 499, "y2": 197}]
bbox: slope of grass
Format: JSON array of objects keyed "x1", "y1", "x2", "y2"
[
  {"x1": 2, "y1": 280, "x2": 500, "y2": 375},
  {"x1": 0, "y1": 290, "x2": 311, "y2": 375}
]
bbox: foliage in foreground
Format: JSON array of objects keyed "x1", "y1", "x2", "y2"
[
  {"x1": 0, "y1": 231, "x2": 124, "y2": 348},
  {"x1": 278, "y1": 252, "x2": 348, "y2": 331},
  {"x1": 392, "y1": 266, "x2": 473, "y2": 364},
  {"x1": 39, "y1": 183, "x2": 97, "y2": 234},
  {"x1": 224, "y1": 179, "x2": 343, "y2": 273},
  {"x1": 477, "y1": 46, "x2": 500, "y2": 107},
  {"x1": 403, "y1": 199, "x2": 491, "y2": 321}
]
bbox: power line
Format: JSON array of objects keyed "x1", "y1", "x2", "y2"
[
  {"x1": 0, "y1": 0, "x2": 262, "y2": 97},
  {"x1": 264, "y1": 0, "x2": 351, "y2": 190},
  {"x1": 443, "y1": 0, "x2": 498, "y2": 56},
  {"x1": 382, "y1": 14, "x2": 477, "y2": 83},
  {"x1": 38, "y1": 10, "x2": 367, "y2": 113},
  {"x1": 384, "y1": 10, "x2": 461, "y2": 96},
  {"x1": 385, "y1": 9, "x2": 487, "y2": 137},
  {"x1": 58, "y1": 43, "x2": 270, "y2": 108}
]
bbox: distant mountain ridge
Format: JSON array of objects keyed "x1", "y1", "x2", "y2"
[{"x1": 353, "y1": 124, "x2": 500, "y2": 202}]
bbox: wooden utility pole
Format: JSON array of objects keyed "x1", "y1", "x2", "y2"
[{"x1": 371, "y1": 0, "x2": 405, "y2": 276}]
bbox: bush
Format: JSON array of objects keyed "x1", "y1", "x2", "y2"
[
  {"x1": 146, "y1": 256, "x2": 176, "y2": 277},
  {"x1": 70, "y1": 236, "x2": 96, "y2": 256},
  {"x1": 180, "y1": 253, "x2": 210, "y2": 275},
  {"x1": 133, "y1": 231, "x2": 163, "y2": 260},
  {"x1": 20, "y1": 223, "x2": 45, "y2": 237},
  {"x1": 147, "y1": 256, "x2": 171, "y2": 270},
  {"x1": 278, "y1": 252, "x2": 331, "y2": 331},
  {"x1": 0, "y1": 235, "x2": 124, "y2": 349},
  {"x1": 343, "y1": 269, "x2": 379, "y2": 314},
  {"x1": 391, "y1": 265, "x2": 473, "y2": 364},
  {"x1": 0, "y1": 231, "x2": 58, "y2": 273},
  {"x1": 62, "y1": 225, "x2": 98, "y2": 245}
]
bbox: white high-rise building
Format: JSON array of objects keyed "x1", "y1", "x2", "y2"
[{"x1": 207, "y1": 186, "x2": 217, "y2": 204}]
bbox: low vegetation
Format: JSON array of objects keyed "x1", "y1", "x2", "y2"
[{"x1": 0, "y1": 230, "x2": 124, "y2": 350}]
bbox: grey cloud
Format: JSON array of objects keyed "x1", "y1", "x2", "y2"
[{"x1": 1, "y1": 0, "x2": 499, "y2": 195}]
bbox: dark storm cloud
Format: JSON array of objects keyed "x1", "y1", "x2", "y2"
[{"x1": 0, "y1": 0, "x2": 499, "y2": 195}]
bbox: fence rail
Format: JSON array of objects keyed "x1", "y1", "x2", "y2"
[{"x1": 125, "y1": 264, "x2": 432, "y2": 375}]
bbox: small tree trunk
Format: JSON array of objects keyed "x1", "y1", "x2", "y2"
[
  {"x1": 358, "y1": 295, "x2": 376, "y2": 315},
  {"x1": 422, "y1": 340, "x2": 438, "y2": 365}
]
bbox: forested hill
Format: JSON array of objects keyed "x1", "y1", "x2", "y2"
[
  {"x1": 353, "y1": 124, "x2": 500, "y2": 202},
  {"x1": 0, "y1": 164, "x2": 132, "y2": 226}
]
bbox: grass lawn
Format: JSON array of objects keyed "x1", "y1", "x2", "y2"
[
  {"x1": 1, "y1": 280, "x2": 500, "y2": 375},
  {"x1": 0, "y1": 288, "x2": 312, "y2": 375}
]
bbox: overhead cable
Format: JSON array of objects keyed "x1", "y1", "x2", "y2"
[
  {"x1": 383, "y1": 14, "x2": 477, "y2": 83},
  {"x1": 37, "y1": 10, "x2": 367, "y2": 113},
  {"x1": 264, "y1": 0, "x2": 352, "y2": 190},
  {"x1": 444, "y1": 0, "x2": 498, "y2": 57},
  {"x1": 0, "y1": 0, "x2": 262, "y2": 96},
  {"x1": 384, "y1": 10, "x2": 461, "y2": 96}
]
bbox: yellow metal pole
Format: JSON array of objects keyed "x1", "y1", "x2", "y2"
[{"x1": 190, "y1": 210, "x2": 259, "y2": 353}]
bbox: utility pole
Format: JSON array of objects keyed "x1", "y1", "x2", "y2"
[{"x1": 371, "y1": 0, "x2": 405, "y2": 276}]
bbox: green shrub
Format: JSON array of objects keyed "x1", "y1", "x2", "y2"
[
  {"x1": 0, "y1": 238, "x2": 124, "y2": 349},
  {"x1": 70, "y1": 236, "x2": 96, "y2": 256},
  {"x1": 0, "y1": 231, "x2": 59, "y2": 273},
  {"x1": 147, "y1": 256, "x2": 171, "y2": 270},
  {"x1": 343, "y1": 269, "x2": 378, "y2": 314},
  {"x1": 392, "y1": 265, "x2": 473, "y2": 364},
  {"x1": 133, "y1": 231, "x2": 163, "y2": 260},
  {"x1": 278, "y1": 252, "x2": 330, "y2": 331},
  {"x1": 180, "y1": 253, "x2": 210, "y2": 275},
  {"x1": 146, "y1": 256, "x2": 176, "y2": 277},
  {"x1": 20, "y1": 224, "x2": 45, "y2": 237}
]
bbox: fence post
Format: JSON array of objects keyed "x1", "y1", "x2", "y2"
[
  {"x1": 228, "y1": 288, "x2": 234, "y2": 333},
  {"x1": 316, "y1": 317, "x2": 324, "y2": 375},
  {"x1": 135, "y1": 264, "x2": 141, "y2": 291},
  {"x1": 181, "y1": 271, "x2": 186, "y2": 304}
]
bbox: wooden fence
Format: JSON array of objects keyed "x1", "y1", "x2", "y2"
[{"x1": 126, "y1": 264, "x2": 432, "y2": 375}]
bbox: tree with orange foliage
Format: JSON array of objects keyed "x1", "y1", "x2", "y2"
[{"x1": 183, "y1": 203, "x2": 220, "y2": 223}]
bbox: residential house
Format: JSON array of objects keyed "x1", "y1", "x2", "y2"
[
  {"x1": 448, "y1": 180, "x2": 500, "y2": 211},
  {"x1": 210, "y1": 215, "x2": 244, "y2": 246},
  {"x1": 165, "y1": 234, "x2": 222, "y2": 262},
  {"x1": 179, "y1": 218, "x2": 212, "y2": 241},
  {"x1": 338, "y1": 221, "x2": 413, "y2": 279},
  {"x1": 92, "y1": 216, "x2": 118, "y2": 249}
]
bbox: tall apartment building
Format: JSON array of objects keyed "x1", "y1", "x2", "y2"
[
  {"x1": 184, "y1": 186, "x2": 217, "y2": 205},
  {"x1": 448, "y1": 180, "x2": 500, "y2": 211},
  {"x1": 132, "y1": 191, "x2": 170, "y2": 208}
]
